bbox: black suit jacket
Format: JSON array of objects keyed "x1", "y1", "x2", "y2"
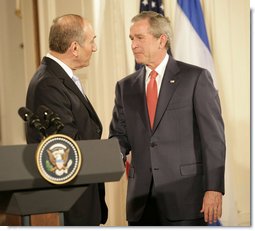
[
  {"x1": 26, "y1": 57, "x2": 108, "y2": 225},
  {"x1": 110, "y1": 55, "x2": 226, "y2": 222}
]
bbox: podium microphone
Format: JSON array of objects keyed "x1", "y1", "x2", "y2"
[
  {"x1": 37, "y1": 105, "x2": 64, "y2": 133},
  {"x1": 18, "y1": 107, "x2": 46, "y2": 138}
]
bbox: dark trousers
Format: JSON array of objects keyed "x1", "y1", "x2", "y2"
[{"x1": 128, "y1": 179, "x2": 207, "y2": 226}]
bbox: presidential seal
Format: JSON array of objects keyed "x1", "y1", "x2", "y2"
[{"x1": 36, "y1": 134, "x2": 82, "y2": 184}]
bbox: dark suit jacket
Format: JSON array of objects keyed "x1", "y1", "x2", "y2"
[
  {"x1": 26, "y1": 57, "x2": 108, "y2": 225},
  {"x1": 109, "y1": 55, "x2": 226, "y2": 222}
]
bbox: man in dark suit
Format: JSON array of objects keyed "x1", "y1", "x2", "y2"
[
  {"x1": 26, "y1": 14, "x2": 107, "y2": 226},
  {"x1": 109, "y1": 11, "x2": 226, "y2": 226}
]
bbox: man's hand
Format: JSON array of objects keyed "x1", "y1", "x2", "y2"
[{"x1": 200, "y1": 191, "x2": 222, "y2": 224}]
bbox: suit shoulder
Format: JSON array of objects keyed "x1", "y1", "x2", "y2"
[
  {"x1": 29, "y1": 66, "x2": 56, "y2": 85},
  {"x1": 176, "y1": 59, "x2": 203, "y2": 71},
  {"x1": 27, "y1": 69, "x2": 64, "y2": 99},
  {"x1": 174, "y1": 60, "x2": 215, "y2": 89},
  {"x1": 118, "y1": 68, "x2": 143, "y2": 84},
  {"x1": 175, "y1": 59, "x2": 211, "y2": 76}
]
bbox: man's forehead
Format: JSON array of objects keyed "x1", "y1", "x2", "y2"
[{"x1": 130, "y1": 28, "x2": 152, "y2": 38}]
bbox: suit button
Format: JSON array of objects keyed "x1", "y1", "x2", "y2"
[
  {"x1": 150, "y1": 142, "x2": 157, "y2": 147},
  {"x1": 96, "y1": 128, "x2": 101, "y2": 134}
]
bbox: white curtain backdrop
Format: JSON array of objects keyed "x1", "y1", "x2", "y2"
[{"x1": 0, "y1": 0, "x2": 250, "y2": 226}]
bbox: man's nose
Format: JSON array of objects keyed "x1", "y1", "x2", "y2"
[
  {"x1": 131, "y1": 40, "x2": 138, "y2": 49},
  {"x1": 92, "y1": 43, "x2": 97, "y2": 52}
]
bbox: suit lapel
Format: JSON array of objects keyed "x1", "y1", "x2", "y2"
[
  {"x1": 44, "y1": 57, "x2": 102, "y2": 128},
  {"x1": 152, "y1": 56, "x2": 180, "y2": 134},
  {"x1": 132, "y1": 67, "x2": 151, "y2": 131},
  {"x1": 63, "y1": 76, "x2": 102, "y2": 128},
  {"x1": 63, "y1": 77, "x2": 88, "y2": 109}
]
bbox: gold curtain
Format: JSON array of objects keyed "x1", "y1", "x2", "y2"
[{"x1": 0, "y1": 0, "x2": 250, "y2": 226}]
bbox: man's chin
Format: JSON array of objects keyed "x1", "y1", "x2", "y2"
[{"x1": 134, "y1": 59, "x2": 143, "y2": 64}]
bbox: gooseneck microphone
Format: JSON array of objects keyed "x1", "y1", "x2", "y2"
[
  {"x1": 18, "y1": 107, "x2": 46, "y2": 138},
  {"x1": 37, "y1": 105, "x2": 64, "y2": 133}
]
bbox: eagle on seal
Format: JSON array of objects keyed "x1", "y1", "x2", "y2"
[{"x1": 47, "y1": 143, "x2": 70, "y2": 172}]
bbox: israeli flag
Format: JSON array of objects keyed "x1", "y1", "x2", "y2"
[
  {"x1": 172, "y1": 0, "x2": 217, "y2": 87},
  {"x1": 173, "y1": 0, "x2": 221, "y2": 225}
]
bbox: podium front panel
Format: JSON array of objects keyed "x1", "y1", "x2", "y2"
[{"x1": 0, "y1": 138, "x2": 124, "y2": 191}]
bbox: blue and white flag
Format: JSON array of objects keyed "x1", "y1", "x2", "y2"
[
  {"x1": 172, "y1": 0, "x2": 217, "y2": 87},
  {"x1": 173, "y1": 0, "x2": 220, "y2": 225}
]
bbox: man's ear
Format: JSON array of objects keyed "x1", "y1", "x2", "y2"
[
  {"x1": 159, "y1": 34, "x2": 168, "y2": 49},
  {"x1": 70, "y1": 41, "x2": 79, "y2": 57}
]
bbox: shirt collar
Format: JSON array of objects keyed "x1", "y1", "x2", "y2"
[
  {"x1": 145, "y1": 53, "x2": 169, "y2": 80},
  {"x1": 46, "y1": 53, "x2": 73, "y2": 79}
]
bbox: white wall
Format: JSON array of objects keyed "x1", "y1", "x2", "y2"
[
  {"x1": 0, "y1": 0, "x2": 28, "y2": 145},
  {"x1": 0, "y1": 0, "x2": 250, "y2": 226}
]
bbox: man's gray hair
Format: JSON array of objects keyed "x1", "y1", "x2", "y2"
[{"x1": 131, "y1": 11, "x2": 172, "y2": 50}]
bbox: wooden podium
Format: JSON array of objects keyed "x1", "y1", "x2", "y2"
[{"x1": 0, "y1": 138, "x2": 124, "y2": 226}]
